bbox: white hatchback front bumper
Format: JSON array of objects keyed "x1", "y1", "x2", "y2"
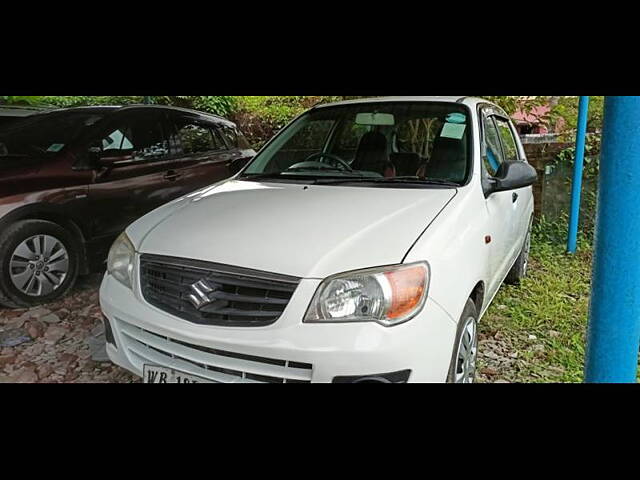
[{"x1": 99, "y1": 270, "x2": 458, "y2": 383}]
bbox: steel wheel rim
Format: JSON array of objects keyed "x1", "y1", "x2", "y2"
[
  {"x1": 9, "y1": 234, "x2": 69, "y2": 297},
  {"x1": 454, "y1": 316, "x2": 478, "y2": 383}
]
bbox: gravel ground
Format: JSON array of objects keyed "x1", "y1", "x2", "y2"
[
  {"x1": 1, "y1": 273, "x2": 517, "y2": 383},
  {"x1": 476, "y1": 324, "x2": 520, "y2": 383},
  {"x1": 0, "y1": 273, "x2": 138, "y2": 383}
]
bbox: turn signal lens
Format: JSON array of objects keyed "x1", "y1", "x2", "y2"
[{"x1": 385, "y1": 266, "x2": 427, "y2": 320}]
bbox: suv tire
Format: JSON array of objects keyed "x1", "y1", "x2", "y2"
[{"x1": 0, "y1": 220, "x2": 80, "y2": 308}]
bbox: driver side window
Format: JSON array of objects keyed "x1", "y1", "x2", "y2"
[
  {"x1": 482, "y1": 115, "x2": 504, "y2": 177},
  {"x1": 98, "y1": 112, "x2": 169, "y2": 163}
]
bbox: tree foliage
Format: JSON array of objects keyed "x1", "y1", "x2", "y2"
[
  {"x1": 0, "y1": 96, "x2": 45, "y2": 105},
  {"x1": 150, "y1": 96, "x2": 237, "y2": 117},
  {"x1": 547, "y1": 96, "x2": 604, "y2": 134}
]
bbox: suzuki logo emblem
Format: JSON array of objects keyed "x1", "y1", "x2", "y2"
[{"x1": 187, "y1": 279, "x2": 220, "y2": 309}]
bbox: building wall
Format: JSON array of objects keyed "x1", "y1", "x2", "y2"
[{"x1": 523, "y1": 140, "x2": 573, "y2": 220}]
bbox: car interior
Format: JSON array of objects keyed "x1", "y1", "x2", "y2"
[{"x1": 349, "y1": 122, "x2": 468, "y2": 182}]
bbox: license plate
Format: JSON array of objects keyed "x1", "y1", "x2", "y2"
[{"x1": 143, "y1": 365, "x2": 215, "y2": 383}]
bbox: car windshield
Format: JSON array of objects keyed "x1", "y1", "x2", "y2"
[
  {"x1": 241, "y1": 102, "x2": 471, "y2": 186},
  {"x1": 0, "y1": 111, "x2": 105, "y2": 158}
]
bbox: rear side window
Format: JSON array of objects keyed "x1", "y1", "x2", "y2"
[
  {"x1": 494, "y1": 117, "x2": 519, "y2": 162},
  {"x1": 176, "y1": 122, "x2": 216, "y2": 154},
  {"x1": 211, "y1": 128, "x2": 228, "y2": 150},
  {"x1": 220, "y1": 125, "x2": 251, "y2": 150}
]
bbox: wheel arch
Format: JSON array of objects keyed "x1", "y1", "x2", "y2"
[
  {"x1": 0, "y1": 204, "x2": 90, "y2": 274},
  {"x1": 469, "y1": 281, "x2": 485, "y2": 316}
]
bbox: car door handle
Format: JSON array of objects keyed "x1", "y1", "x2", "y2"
[
  {"x1": 164, "y1": 170, "x2": 181, "y2": 181},
  {"x1": 512, "y1": 192, "x2": 519, "y2": 203}
]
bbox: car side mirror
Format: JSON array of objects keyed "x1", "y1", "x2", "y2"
[{"x1": 487, "y1": 161, "x2": 538, "y2": 194}]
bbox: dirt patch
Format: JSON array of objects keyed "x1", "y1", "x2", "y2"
[{"x1": 0, "y1": 274, "x2": 138, "y2": 383}]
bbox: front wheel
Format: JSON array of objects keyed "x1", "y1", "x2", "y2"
[
  {"x1": 447, "y1": 298, "x2": 479, "y2": 383},
  {"x1": 0, "y1": 220, "x2": 80, "y2": 308}
]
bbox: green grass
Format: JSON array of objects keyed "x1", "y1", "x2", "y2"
[{"x1": 478, "y1": 227, "x2": 593, "y2": 383}]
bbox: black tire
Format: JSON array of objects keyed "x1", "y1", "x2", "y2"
[
  {"x1": 0, "y1": 220, "x2": 80, "y2": 308},
  {"x1": 505, "y1": 217, "x2": 533, "y2": 286},
  {"x1": 447, "y1": 298, "x2": 479, "y2": 383}
]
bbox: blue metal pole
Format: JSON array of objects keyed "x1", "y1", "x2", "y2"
[
  {"x1": 585, "y1": 96, "x2": 640, "y2": 383},
  {"x1": 567, "y1": 96, "x2": 590, "y2": 253}
]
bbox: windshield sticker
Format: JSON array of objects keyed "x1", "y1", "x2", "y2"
[
  {"x1": 440, "y1": 123, "x2": 466, "y2": 139},
  {"x1": 446, "y1": 113, "x2": 467, "y2": 124},
  {"x1": 47, "y1": 143, "x2": 65, "y2": 152}
]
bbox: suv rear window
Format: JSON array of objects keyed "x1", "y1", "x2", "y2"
[{"x1": 220, "y1": 125, "x2": 251, "y2": 149}]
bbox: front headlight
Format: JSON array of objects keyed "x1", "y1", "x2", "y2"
[
  {"x1": 107, "y1": 232, "x2": 135, "y2": 289},
  {"x1": 304, "y1": 262, "x2": 429, "y2": 327}
]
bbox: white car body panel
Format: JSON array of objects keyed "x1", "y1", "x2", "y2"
[
  {"x1": 133, "y1": 179, "x2": 456, "y2": 279},
  {"x1": 100, "y1": 96, "x2": 535, "y2": 383}
]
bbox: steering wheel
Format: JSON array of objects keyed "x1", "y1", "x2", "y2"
[{"x1": 303, "y1": 152, "x2": 353, "y2": 172}]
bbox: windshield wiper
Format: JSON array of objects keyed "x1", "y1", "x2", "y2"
[
  {"x1": 239, "y1": 172, "x2": 287, "y2": 180},
  {"x1": 286, "y1": 166, "x2": 346, "y2": 173},
  {"x1": 240, "y1": 172, "x2": 368, "y2": 182},
  {"x1": 314, "y1": 176, "x2": 460, "y2": 187}
]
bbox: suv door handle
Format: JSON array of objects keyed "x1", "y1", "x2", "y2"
[
  {"x1": 164, "y1": 170, "x2": 181, "y2": 181},
  {"x1": 512, "y1": 192, "x2": 519, "y2": 203}
]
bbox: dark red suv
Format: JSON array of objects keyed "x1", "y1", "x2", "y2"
[{"x1": 0, "y1": 105, "x2": 255, "y2": 307}]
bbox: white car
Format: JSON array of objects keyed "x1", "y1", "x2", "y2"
[{"x1": 99, "y1": 96, "x2": 536, "y2": 383}]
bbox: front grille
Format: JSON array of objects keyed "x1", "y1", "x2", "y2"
[
  {"x1": 117, "y1": 319, "x2": 313, "y2": 383},
  {"x1": 140, "y1": 254, "x2": 301, "y2": 327}
]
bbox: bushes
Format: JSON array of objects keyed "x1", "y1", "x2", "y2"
[
  {"x1": 152, "y1": 96, "x2": 237, "y2": 117},
  {"x1": 229, "y1": 96, "x2": 364, "y2": 148},
  {"x1": 41, "y1": 96, "x2": 145, "y2": 108},
  {"x1": 0, "y1": 96, "x2": 45, "y2": 106},
  {"x1": 229, "y1": 96, "x2": 318, "y2": 148}
]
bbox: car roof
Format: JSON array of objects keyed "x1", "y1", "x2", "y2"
[
  {"x1": 117, "y1": 104, "x2": 235, "y2": 125},
  {"x1": 312, "y1": 96, "x2": 493, "y2": 110},
  {"x1": 16, "y1": 104, "x2": 235, "y2": 126},
  {"x1": 0, "y1": 105, "x2": 57, "y2": 117}
]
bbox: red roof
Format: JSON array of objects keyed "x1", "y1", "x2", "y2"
[{"x1": 512, "y1": 105, "x2": 550, "y2": 125}]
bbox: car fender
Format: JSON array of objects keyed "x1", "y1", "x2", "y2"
[{"x1": 403, "y1": 186, "x2": 491, "y2": 324}]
